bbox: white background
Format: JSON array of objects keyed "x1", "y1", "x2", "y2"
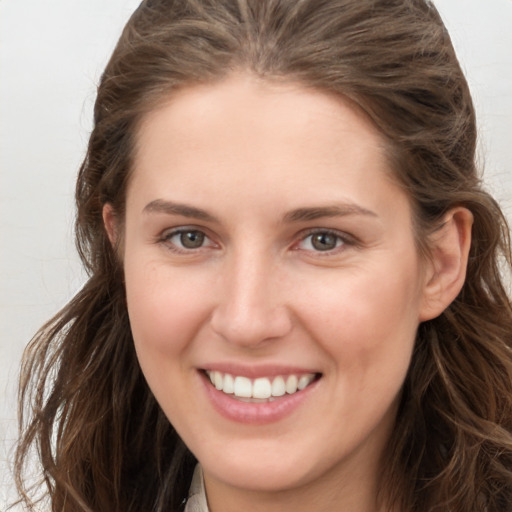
[{"x1": 1, "y1": 0, "x2": 511, "y2": 507}]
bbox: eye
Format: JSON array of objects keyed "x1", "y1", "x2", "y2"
[
  {"x1": 176, "y1": 230, "x2": 206, "y2": 249},
  {"x1": 297, "y1": 230, "x2": 347, "y2": 252},
  {"x1": 160, "y1": 228, "x2": 215, "y2": 252}
]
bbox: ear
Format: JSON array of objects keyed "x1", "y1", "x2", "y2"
[
  {"x1": 419, "y1": 207, "x2": 473, "y2": 322},
  {"x1": 102, "y1": 203, "x2": 118, "y2": 246}
]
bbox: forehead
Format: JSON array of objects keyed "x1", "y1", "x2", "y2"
[
  {"x1": 139, "y1": 74, "x2": 384, "y2": 146},
  {"x1": 128, "y1": 73, "x2": 406, "y2": 221}
]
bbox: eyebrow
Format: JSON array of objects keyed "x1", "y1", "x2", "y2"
[
  {"x1": 143, "y1": 199, "x2": 377, "y2": 223},
  {"x1": 283, "y1": 204, "x2": 378, "y2": 222},
  {"x1": 143, "y1": 199, "x2": 219, "y2": 222}
]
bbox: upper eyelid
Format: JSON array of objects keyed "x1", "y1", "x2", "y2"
[
  {"x1": 159, "y1": 226, "x2": 352, "y2": 238},
  {"x1": 289, "y1": 228, "x2": 356, "y2": 254},
  {"x1": 160, "y1": 225, "x2": 210, "y2": 238},
  {"x1": 297, "y1": 227, "x2": 357, "y2": 243},
  {"x1": 156, "y1": 225, "x2": 357, "y2": 251},
  {"x1": 158, "y1": 226, "x2": 215, "y2": 249}
]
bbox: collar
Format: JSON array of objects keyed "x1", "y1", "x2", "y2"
[{"x1": 184, "y1": 465, "x2": 210, "y2": 512}]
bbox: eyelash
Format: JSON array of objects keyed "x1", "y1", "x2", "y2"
[
  {"x1": 158, "y1": 227, "x2": 216, "y2": 254},
  {"x1": 294, "y1": 229, "x2": 355, "y2": 255},
  {"x1": 157, "y1": 227, "x2": 356, "y2": 255}
]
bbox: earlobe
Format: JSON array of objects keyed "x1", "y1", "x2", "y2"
[
  {"x1": 102, "y1": 203, "x2": 118, "y2": 246},
  {"x1": 419, "y1": 207, "x2": 473, "y2": 322}
]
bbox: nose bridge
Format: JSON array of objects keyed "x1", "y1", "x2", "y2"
[{"x1": 211, "y1": 243, "x2": 291, "y2": 346}]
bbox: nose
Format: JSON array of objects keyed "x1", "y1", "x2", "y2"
[{"x1": 210, "y1": 249, "x2": 293, "y2": 348}]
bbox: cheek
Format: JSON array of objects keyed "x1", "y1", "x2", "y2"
[
  {"x1": 124, "y1": 258, "x2": 213, "y2": 357},
  {"x1": 300, "y1": 261, "x2": 422, "y2": 377},
  {"x1": 123, "y1": 258, "x2": 216, "y2": 424}
]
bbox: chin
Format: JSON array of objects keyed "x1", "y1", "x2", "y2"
[
  {"x1": 198, "y1": 438, "x2": 341, "y2": 494},
  {"x1": 206, "y1": 460, "x2": 315, "y2": 492}
]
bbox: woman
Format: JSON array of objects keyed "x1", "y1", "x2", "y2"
[{"x1": 14, "y1": 0, "x2": 512, "y2": 511}]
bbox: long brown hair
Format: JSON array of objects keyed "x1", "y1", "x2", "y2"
[{"x1": 15, "y1": 1, "x2": 512, "y2": 511}]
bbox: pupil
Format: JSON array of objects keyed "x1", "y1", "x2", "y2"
[
  {"x1": 181, "y1": 231, "x2": 204, "y2": 248},
  {"x1": 312, "y1": 233, "x2": 337, "y2": 251}
]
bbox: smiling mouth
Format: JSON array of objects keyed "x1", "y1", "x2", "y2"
[{"x1": 204, "y1": 370, "x2": 321, "y2": 402}]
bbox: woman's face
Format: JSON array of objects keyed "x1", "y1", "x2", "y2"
[{"x1": 120, "y1": 74, "x2": 433, "y2": 500}]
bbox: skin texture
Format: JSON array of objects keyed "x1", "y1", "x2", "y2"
[{"x1": 104, "y1": 74, "x2": 472, "y2": 512}]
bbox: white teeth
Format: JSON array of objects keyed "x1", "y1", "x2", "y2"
[
  {"x1": 206, "y1": 371, "x2": 317, "y2": 399},
  {"x1": 286, "y1": 374, "x2": 298, "y2": 394},
  {"x1": 234, "y1": 376, "x2": 252, "y2": 398},
  {"x1": 253, "y1": 378, "x2": 272, "y2": 399},
  {"x1": 223, "y1": 373, "x2": 234, "y2": 394},
  {"x1": 298, "y1": 374, "x2": 314, "y2": 390},
  {"x1": 214, "y1": 371, "x2": 223, "y2": 390},
  {"x1": 271, "y1": 376, "x2": 286, "y2": 397}
]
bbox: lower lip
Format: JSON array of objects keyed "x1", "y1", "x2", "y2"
[{"x1": 200, "y1": 372, "x2": 319, "y2": 425}]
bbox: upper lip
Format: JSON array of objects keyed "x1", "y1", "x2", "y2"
[{"x1": 200, "y1": 363, "x2": 321, "y2": 379}]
